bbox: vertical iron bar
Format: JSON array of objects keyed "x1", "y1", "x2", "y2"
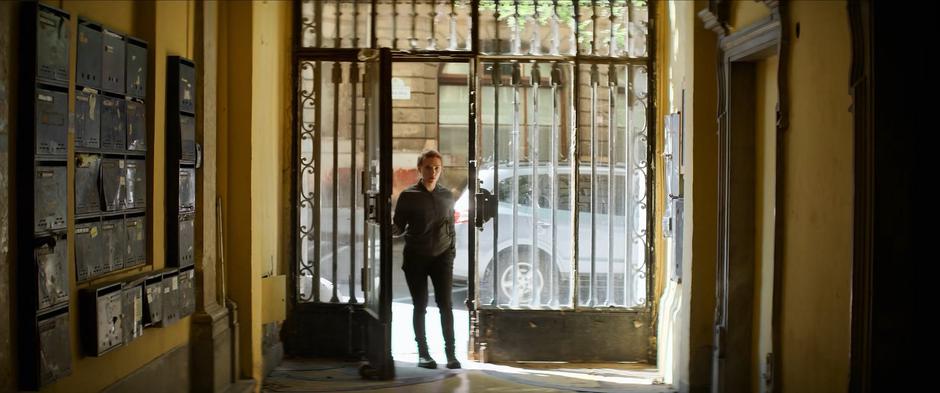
[
  {"x1": 471, "y1": 29, "x2": 481, "y2": 307},
  {"x1": 588, "y1": 63, "x2": 598, "y2": 307},
  {"x1": 510, "y1": 62, "x2": 521, "y2": 307},
  {"x1": 315, "y1": 0, "x2": 323, "y2": 48},
  {"x1": 530, "y1": 62, "x2": 541, "y2": 305},
  {"x1": 619, "y1": 1, "x2": 628, "y2": 57},
  {"x1": 331, "y1": 62, "x2": 342, "y2": 303},
  {"x1": 313, "y1": 60, "x2": 323, "y2": 302},
  {"x1": 392, "y1": 1, "x2": 399, "y2": 49},
  {"x1": 371, "y1": 0, "x2": 378, "y2": 49},
  {"x1": 428, "y1": 1, "x2": 438, "y2": 49},
  {"x1": 352, "y1": 0, "x2": 360, "y2": 48},
  {"x1": 491, "y1": 62, "x2": 501, "y2": 306},
  {"x1": 608, "y1": 0, "x2": 617, "y2": 57},
  {"x1": 295, "y1": 2, "x2": 302, "y2": 52},
  {"x1": 550, "y1": 0, "x2": 560, "y2": 55},
  {"x1": 493, "y1": 1, "x2": 501, "y2": 53},
  {"x1": 568, "y1": 0, "x2": 576, "y2": 55},
  {"x1": 624, "y1": 64, "x2": 633, "y2": 306},
  {"x1": 467, "y1": 57, "x2": 478, "y2": 312},
  {"x1": 549, "y1": 63, "x2": 561, "y2": 307},
  {"x1": 570, "y1": 0, "x2": 581, "y2": 308},
  {"x1": 410, "y1": 0, "x2": 418, "y2": 49},
  {"x1": 626, "y1": 0, "x2": 633, "y2": 57},
  {"x1": 449, "y1": 0, "x2": 458, "y2": 50},
  {"x1": 607, "y1": 64, "x2": 616, "y2": 305},
  {"x1": 530, "y1": 0, "x2": 541, "y2": 55},
  {"x1": 334, "y1": 0, "x2": 342, "y2": 48},
  {"x1": 591, "y1": 0, "x2": 598, "y2": 56},
  {"x1": 349, "y1": 62, "x2": 359, "y2": 303},
  {"x1": 362, "y1": 59, "x2": 372, "y2": 305},
  {"x1": 471, "y1": 0, "x2": 479, "y2": 53},
  {"x1": 511, "y1": 0, "x2": 521, "y2": 54}
]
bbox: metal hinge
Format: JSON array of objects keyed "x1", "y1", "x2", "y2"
[{"x1": 361, "y1": 267, "x2": 369, "y2": 291}]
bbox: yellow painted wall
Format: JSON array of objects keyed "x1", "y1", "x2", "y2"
[
  {"x1": 753, "y1": 55, "x2": 778, "y2": 393},
  {"x1": 251, "y1": 0, "x2": 290, "y2": 281},
  {"x1": 26, "y1": 1, "x2": 198, "y2": 391},
  {"x1": 722, "y1": 1, "x2": 853, "y2": 391},
  {"x1": 221, "y1": 0, "x2": 291, "y2": 382},
  {"x1": 779, "y1": 1, "x2": 852, "y2": 391},
  {"x1": 656, "y1": 0, "x2": 690, "y2": 388},
  {"x1": 729, "y1": 1, "x2": 770, "y2": 34},
  {"x1": 222, "y1": 0, "x2": 257, "y2": 381},
  {"x1": 657, "y1": 2, "x2": 719, "y2": 391},
  {"x1": 687, "y1": 2, "x2": 719, "y2": 392},
  {"x1": 0, "y1": 0, "x2": 289, "y2": 390}
]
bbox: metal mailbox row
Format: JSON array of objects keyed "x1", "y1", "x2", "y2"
[
  {"x1": 79, "y1": 266, "x2": 196, "y2": 357},
  {"x1": 74, "y1": 155, "x2": 148, "y2": 217}
]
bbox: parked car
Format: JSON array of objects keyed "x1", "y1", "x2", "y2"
[{"x1": 453, "y1": 163, "x2": 647, "y2": 307}]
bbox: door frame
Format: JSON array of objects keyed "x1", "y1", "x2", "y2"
[
  {"x1": 699, "y1": 1, "x2": 788, "y2": 392},
  {"x1": 286, "y1": 0, "x2": 659, "y2": 368}
]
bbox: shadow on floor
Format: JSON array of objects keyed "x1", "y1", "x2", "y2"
[
  {"x1": 263, "y1": 358, "x2": 674, "y2": 393},
  {"x1": 264, "y1": 359, "x2": 457, "y2": 392}
]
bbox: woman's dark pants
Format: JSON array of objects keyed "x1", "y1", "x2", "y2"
[{"x1": 402, "y1": 251, "x2": 455, "y2": 357}]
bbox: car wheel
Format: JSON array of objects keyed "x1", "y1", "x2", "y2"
[{"x1": 480, "y1": 246, "x2": 559, "y2": 306}]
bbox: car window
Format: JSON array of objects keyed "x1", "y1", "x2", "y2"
[
  {"x1": 496, "y1": 174, "x2": 532, "y2": 206},
  {"x1": 522, "y1": 173, "x2": 571, "y2": 211},
  {"x1": 565, "y1": 173, "x2": 624, "y2": 215},
  {"x1": 487, "y1": 170, "x2": 626, "y2": 215}
]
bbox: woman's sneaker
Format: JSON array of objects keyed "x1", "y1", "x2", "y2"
[
  {"x1": 445, "y1": 354, "x2": 461, "y2": 369},
  {"x1": 417, "y1": 355, "x2": 437, "y2": 369}
]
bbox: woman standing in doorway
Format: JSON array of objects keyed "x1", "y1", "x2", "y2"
[{"x1": 392, "y1": 149, "x2": 461, "y2": 369}]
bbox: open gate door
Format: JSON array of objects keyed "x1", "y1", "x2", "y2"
[
  {"x1": 359, "y1": 47, "x2": 394, "y2": 380},
  {"x1": 286, "y1": 47, "x2": 393, "y2": 381}
]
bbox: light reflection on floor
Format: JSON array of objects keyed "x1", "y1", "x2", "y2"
[
  {"x1": 391, "y1": 301, "x2": 470, "y2": 364},
  {"x1": 288, "y1": 255, "x2": 670, "y2": 392},
  {"x1": 385, "y1": 301, "x2": 672, "y2": 392}
]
